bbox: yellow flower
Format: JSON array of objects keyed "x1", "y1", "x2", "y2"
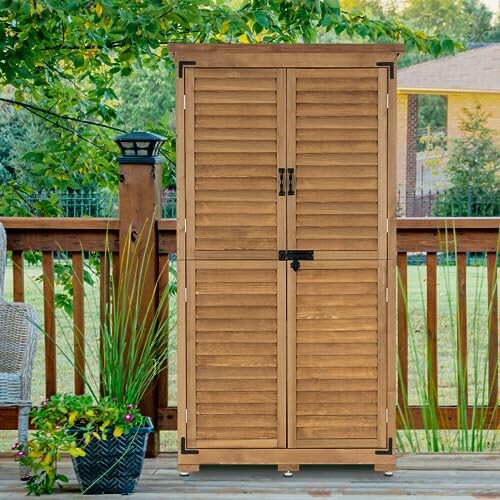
[{"x1": 68, "y1": 411, "x2": 78, "y2": 425}]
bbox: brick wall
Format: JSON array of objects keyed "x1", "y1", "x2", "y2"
[
  {"x1": 396, "y1": 94, "x2": 408, "y2": 201},
  {"x1": 406, "y1": 94, "x2": 418, "y2": 216}
]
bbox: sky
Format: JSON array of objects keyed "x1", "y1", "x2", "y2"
[{"x1": 484, "y1": 0, "x2": 499, "y2": 13}]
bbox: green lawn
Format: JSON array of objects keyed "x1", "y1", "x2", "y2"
[
  {"x1": 0, "y1": 261, "x2": 178, "y2": 453},
  {"x1": 0, "y1": 260, "x2": 497, "y2": 453},
  {"x1": 405, "y1": 262, "x2": 495, "y2": 407},
  {"x1": 401, "y1": 261, "x2": 499, "y2": 452}
]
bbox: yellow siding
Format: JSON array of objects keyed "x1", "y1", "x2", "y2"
[
  {"x1": 396, "y1": 94, "x2": 408, "y2": 198},
  {"x1": 397, "y1": 90, "x2": 499, "y2": 198},
  {"x1": 447, "y1": 93, "x2": 500, "y2": 145}
]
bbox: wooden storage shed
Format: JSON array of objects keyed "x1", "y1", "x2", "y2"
[{"x1": 169, "y1": 43, "x2": 404, "y2": 474}]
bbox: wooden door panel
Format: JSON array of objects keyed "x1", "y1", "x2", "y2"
[
  {"x1": 186, "y1": 68, "x2": 286, "y2": 260},
  {"x1": 187, "y1": 260, "x2": 286, "y2": 449},
  {"x1": 287, "y1": 69, "x2": 388, "y2": 260},
  {"x1": 288, "y1": 260, "x2": 387, "y2": 449}
]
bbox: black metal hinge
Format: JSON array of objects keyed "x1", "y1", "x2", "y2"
[
  {"x1": 180, "y1": 436, "x2": 199, "y2": 455},
  {"x1": 178, "y1": 60, "x2": 196, "y2": 78},
  {"x1": 376, "y1": 62, "x2": 395, "y2": 79},
  {"x1": 375, "y1": 437, "x2": 393, "y2": 455}
]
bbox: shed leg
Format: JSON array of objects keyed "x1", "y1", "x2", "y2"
[
  {"x1": 278, "y1": 464, "x2": 299, "y2": 477},
  {"x1": 178, "y1": 464, "x2": 200, "y2": 476},
  {"x1": 374, "y1": 463, "x2": 395, "y2": 476}
]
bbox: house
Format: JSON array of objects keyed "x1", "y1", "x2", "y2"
[{"x1": 397, "y1": 44, "x2": 500, "y2": 215}]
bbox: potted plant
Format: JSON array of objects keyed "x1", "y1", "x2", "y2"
[
  {"x1": 13, "y1": 227, "x2": 173, "y2": 495},
  {"x1": 14, "y1": 394, "x2": 152, "y2": 495}
]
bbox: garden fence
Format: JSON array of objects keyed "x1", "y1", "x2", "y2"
[{"x1": 398, "y1": 188, "x2": 500, "y2": 218}]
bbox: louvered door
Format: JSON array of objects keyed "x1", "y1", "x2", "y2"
[
  {"x1": 185, "y1": 68, "x2": 286, "y2": 260},
  {"x1": 286, "y1": 69, "x2": 389, "y2": 449},
  {"x1": 287, "y1": 261, "x2": 387, "y2": 448},
  {"x1": 186, "y1": 260, "x2": 286, "y2": 449},
  {"x1": 184, "y1": 67, "x2": 287, "y2": 450},
  {"x1": 286, "y1": 69, "x2": 387, "y2": 260}
]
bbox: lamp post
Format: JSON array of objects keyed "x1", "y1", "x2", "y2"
[{"x1": 115, "y1": 131, "x2": 166, "y2": 458}]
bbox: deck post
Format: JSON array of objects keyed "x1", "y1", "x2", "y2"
[{"x1": 116, "y1": 132, "x2": 165, "y2": 457}]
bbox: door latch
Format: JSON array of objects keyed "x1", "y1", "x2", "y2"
[{"x1": 278, "y1": 250, "x2": 314, "y2": 272}]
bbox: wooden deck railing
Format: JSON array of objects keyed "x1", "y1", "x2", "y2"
[
  {"x1": 0, "y1": 216, "x2": 498, "y2": 438},
  {"x1": 397, "y1": 218, "x2": 499, "y2": 430},
  {"x1": 0, "y1": 217, "x2": 177, "y2": 434}
]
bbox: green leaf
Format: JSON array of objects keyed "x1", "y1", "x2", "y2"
[
  {"x1": 253, "y1": 10, "x2": 269, "y2": 28},
  {"x1": 430, "y1": 39, "x2": 442, "y2": 58},
  {"x1": 325, "y1": 0, "x2": 340, "y2": 9},
  {"x1": 334, "y1": 22, "x2": 346, "y2": 35},
  {"x1": 441, "y1": 38, "x2": 455, "y2": 54},
  {"x1": 72, "y1": 53, "x2": 85, "y2": 68}
]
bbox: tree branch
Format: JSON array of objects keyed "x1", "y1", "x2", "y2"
[
  {"x1": 0, "y1": 97, "x2": 126, "y2": 133},
  {"x1": 26, "y1": 106, "x2": 109, "y2": 152}
]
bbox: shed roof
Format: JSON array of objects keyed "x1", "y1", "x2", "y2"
[{"x1": 398, "y1": 44, "x2": 500, "y2": 93}]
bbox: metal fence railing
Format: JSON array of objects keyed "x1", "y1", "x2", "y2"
[
  {"x1": 12, "y1": 188, "x2": 500, "y2": 219},
  {"x1": 398, "y1": 188, "x2": 500, "y2": 218},
  {"x1": 17, "y1": 189, "x2": 177, "y2": 219}
]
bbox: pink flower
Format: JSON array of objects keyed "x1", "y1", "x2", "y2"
[
  {"x1": 40, "y1": 399, "x2": 49, "y2": 406},
  {"x1": 11, "y1": 442, "x2": 19, "y2": 450},
  {"x1": 112, "y1": 397, "x2": 118, "y2": 401},
  {"x1": 126, "y1": 404, "x2": 135, "y2": 410},
  {"x1": 16, "y1": 450, "x2": 26, "y2": 458},
  {"x1": 123, "y1": 413, "x2": 134, "y2": 423}
]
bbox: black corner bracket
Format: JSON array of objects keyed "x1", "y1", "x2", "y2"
[
  {"x1": 375, "y1": 437, "x2": 393, "y2": 455},
  {"x1": 180, "y1": 436, "x2": 199, "y2": 455},
  {"x1": 179, "y1": 60, "x2": 196, "y2": 78},
  {"x1": 376, "y1": 62, "x2": 395, "y2": 79}
]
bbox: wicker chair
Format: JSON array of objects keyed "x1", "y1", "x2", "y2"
[{"x1": 0, "y1": 222, "x2": 39, "y2": 479}]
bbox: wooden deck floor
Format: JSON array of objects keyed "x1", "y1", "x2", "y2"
[{"x1": 1, "y1": 453, "x2": 499, "y2": 498}]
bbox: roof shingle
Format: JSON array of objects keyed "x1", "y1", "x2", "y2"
[{"x1": 398, "y1": 44, "x2": 500, "y2": 93}]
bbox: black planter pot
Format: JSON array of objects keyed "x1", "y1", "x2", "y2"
[{"x1": 66, "y1": 417, "x2": 154, "y2": 495}]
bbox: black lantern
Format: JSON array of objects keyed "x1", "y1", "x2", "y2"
[{"x1": 115, "y1": 131, "x2": 166, "y2": 164}]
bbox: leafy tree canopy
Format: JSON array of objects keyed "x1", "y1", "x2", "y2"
[
  {"x1": 0, "y1": 1, "x2": 461, "y2": 112},
  {"x1": 0, "y1": 0, "x2": 463, "y2": 216}
]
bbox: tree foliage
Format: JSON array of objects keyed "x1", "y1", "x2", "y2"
[
  {"x1": 418, "y1": 94, "x2": 447, "y2": 135},
  {"x1": 393, "y1": 0, "x2": 499, "y2": 67},
  {"x1": 0, "y1": 0, "x2": 464, "y2": 215},
  {"x1": 445, "y1": 103, "x2": 499, "y2": 191},
  {"x1": 433, "y1": 103, "x2": 500, "y2": 216}
]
